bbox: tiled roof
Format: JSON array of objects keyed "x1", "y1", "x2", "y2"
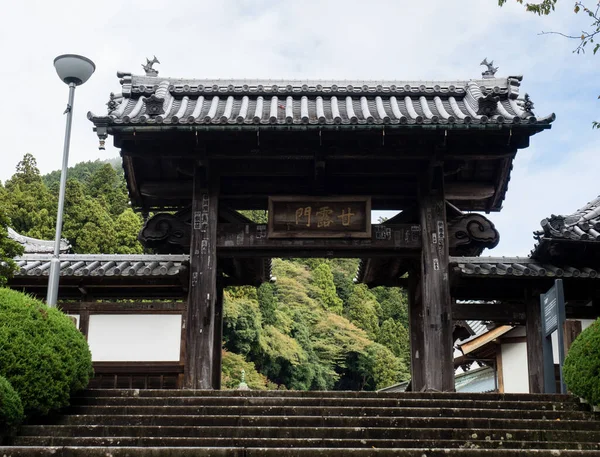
[
  {"x1": 11, "y1": 254, "x2": 188, "y2": 278},
  {"x1": 88, "y1": 73, "x2": 555, "y2": 128},
  {"x1": 451, "y1": 256, "x2": 599, "y2": 279},
  {"x1": 8, "y1": 228, "x2": 70, "y2": 254},
  {"x1": 535, "y1": 195, "x2": 600, "y2": 242}
]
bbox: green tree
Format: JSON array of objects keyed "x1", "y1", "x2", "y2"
[
  {"x1": 371, "y1": 286, "x2": 409, "y2": 328},
  {"x1": 356, "y1": 343, "x2": 408, "y2": 390},
  {"x1": 377, "y1": 318, "x2": 410, "y2": 363},
  {"x1": 257, "y1": 282, "x2": 278, "y2": 326},
  {"x1": 345, "y1": 284, "x2": 380, "y2": 338},
  {"x1": 0, "y1": 206, "x2": 24, "y2": 287},
  {"x1": 114, "y1": 209, "x2": 144, "y2": 254},
  {"x1": 310, "y1": 263, "x2": 343, "y2": 314},
  {"x1": 86, "y1": 163, "x2": 129, "y2": 217}
]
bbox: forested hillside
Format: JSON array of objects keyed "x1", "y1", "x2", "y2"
[{"x1": 0, "y1": 154, "x2": 411, "y2": 391}]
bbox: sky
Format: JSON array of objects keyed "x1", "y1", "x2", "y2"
[{"x1": 1, "y1": 0, "x2": 598, "y2": 257}]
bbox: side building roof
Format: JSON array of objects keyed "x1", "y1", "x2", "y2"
[{"x1": 532, "y1": 195, "x2": 600, "y2": 264}]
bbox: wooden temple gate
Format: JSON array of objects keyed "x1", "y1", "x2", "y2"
[{"x1": 86, "y1": 68, "x2": 559, "y2": 392}]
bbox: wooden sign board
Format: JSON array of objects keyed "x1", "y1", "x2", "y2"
[{"x1": 268, "y1": 196, "x2": 371, "y2": 238}]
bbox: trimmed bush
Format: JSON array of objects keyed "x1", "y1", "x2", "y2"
[
  {"x1": 0, "y1": 376, "x2": 23, "y2": 427},
  {"x1": 564, "y1": 318, "x2": 600, "y2": 406},
  {"x1": 0, "y1": 288, "x2": 93, "y2": 417}
]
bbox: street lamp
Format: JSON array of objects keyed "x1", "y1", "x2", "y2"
[{"x1": 47, "y1": 54, "x2": 95, "y2": 307}]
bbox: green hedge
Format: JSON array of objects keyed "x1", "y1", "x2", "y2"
[
  {"x1": 0, "y1": 376, "x2": 23, "y2": 427},
  {"x1": 564, "y1": 318, "x2": 600, "y2": 406},
  {"x1": 0, "y1": 288, "x2": 93, "y2": 417}
]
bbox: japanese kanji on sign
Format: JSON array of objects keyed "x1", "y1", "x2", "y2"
[{"x1": 268, "y1": 196, "x2": 371, "y2": 238}]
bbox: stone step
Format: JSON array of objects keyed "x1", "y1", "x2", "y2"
[
  {"x1": 76, "y1": 389, "x2": 578, "y2": 402},
  {"x1": 62, "y1": 405, "x2": 592, "y2": 420},
  {"x1": 69, "y1": 396, "x2": 585, "y2": 411},
  {"x1": 36, "y1": 414, "x2": 600, "y2": 431},
  {"x1": 1, "y1": 447, "x2": 600, "y2": 456},
  {"x1": 11, "y1": 436, "x2": 600, "y2": 450},
  {"x1": 17, "y1": 425, "x2": 600, "y2": 441}
]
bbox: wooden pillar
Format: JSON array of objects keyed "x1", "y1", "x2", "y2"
[
  {"x1": 212, "y1": 281, "x2": 224, "y2": 390},
  {"x1": 418, "y1": 167, "x2": 454, "y2": 392},
  {"x1": 184, "y1": 167, "x2": 219, "y2": 389},
  {"x1": 408, "y1": 273, "x2": 424, "y2": 390},
  {"x1": 563, "y1": 320, "x2": 582, "y2": 355},
  {"x1": 525, "y1": 297, "x2": 544, "y2": 393}
]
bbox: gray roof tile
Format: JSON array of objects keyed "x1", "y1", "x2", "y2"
[
  {"x1": 10, "y1": 254, "x2": 188, "y2": 278},
  {"x1": 451, "y1": 256, "x2": 599, "y2": 279},
  {"x1": 8, "y1": 228, "x2": 70, "y2": 254},
  {"x1": 535, "y1": 196, "x2": 600, "y2": 242},
  {"x1": 89, "y1": 74, "x2": 555, "y2": 128}
]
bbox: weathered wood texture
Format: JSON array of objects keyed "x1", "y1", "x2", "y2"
[
  {"x1": 212, "y1": 284, "x2": 224, "y2": 390},
  {"x1": 408, "y1": 275, "x2": 424, "y2": 390},
  {"x1": 59, "y1": 301, "x2": 185, "y2": 314},
  {"x1": 418, "y1": 167, "x2": 454, "y2": 392},
  {"x1": 452, "y1": 302, "x2": 526, "y2": 323},
  {"x1": 563, "y1": 319, "x2": 582, "y2": 355},
  {"x1": 526, "y1": 297, "x2": 545, "y2": 394},
  {"x1": 184, "y1": 168, "x2": 219, "y2": 389},
  {"x1": 496, "y1": 347, "x2": 505, "y2": 393},
  {"x1": 217, "y1": 223, "x2": 421, "y2": 257},
  {"x1": 268, "y1": 196, "x2": 371, "y2": 238}
]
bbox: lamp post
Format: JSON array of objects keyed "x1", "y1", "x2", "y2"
[{"x1": 47, "y1": 54, "x2": 96, "y2": 307}]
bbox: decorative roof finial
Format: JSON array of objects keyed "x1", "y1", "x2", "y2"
[
  {"x1": 142, "y1": 56, "x2": 160, "y2": 77},
  {"x1": 523, "y1": 93, "x2": 535, "y2": 113},
  {"x1": 480, "y1": 58, "x2": 498, "y2": 79}
]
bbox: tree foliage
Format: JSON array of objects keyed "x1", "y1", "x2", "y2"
[
  {"x1": 0, "y1": 288, "x2": 92, "y2": 417},
  {"x1": 2, "y1": 154, "x2": 143, "y2": 254},
  {"x1": 563, "y1": 318, "x2": 600, "y2": 405}
]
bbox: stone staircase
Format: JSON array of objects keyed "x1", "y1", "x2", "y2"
[{"x1": 2, "y1": 389, "x2": 600, "y2": 456}]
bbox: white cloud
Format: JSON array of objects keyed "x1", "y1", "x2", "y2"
[{"x1": 0, "y1": 0, "x2": 597, "y2": 255}]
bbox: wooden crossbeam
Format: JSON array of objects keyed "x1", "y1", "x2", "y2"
[{"x1": 216, "y1": 223, "x2": 421, "y2": 257}]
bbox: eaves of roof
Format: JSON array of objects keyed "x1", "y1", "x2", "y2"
[{"x1": 89, "y1": 73, "x2": 555, "y2": 131}]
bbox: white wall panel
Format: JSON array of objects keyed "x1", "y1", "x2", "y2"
[
  {"x1": 501, "y1": 342, "x2": 529, "y2": 393},
  {"x1": 87, "y1": 314, "x2": 182, "y2": 362}
]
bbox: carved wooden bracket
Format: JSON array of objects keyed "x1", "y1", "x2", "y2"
[
  {"x1": 138, "y1": 212, "x2": 190, "y2": 254},
  {"x1": 448, "y1": 213, "x2": 500, "y2": 256}
]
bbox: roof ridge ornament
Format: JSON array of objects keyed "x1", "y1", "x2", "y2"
[
  {"x1": 142, "y1": 56, "x2": 160, "y2": 77},
  {"x1": 480, "y1": 58, "x2": 498, "y2": 79}
]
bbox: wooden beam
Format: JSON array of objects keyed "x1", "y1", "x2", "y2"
[
  {"x1": 217, "y1": 223, "x2": 421, "y2": 257},
  {"x1": 59, "y1": 301, "x2": 185, "y2": 314},
  {"x1": 445, "y1": 182, "x2": 496, "y2": 200},
  {"x1": 452, "y1": 302, "x2": 526, "y2": 323},
  {"x1": 496, "y1": 347, "x2": 505, "y2": 393},
  {"x1": 418, "y1": 166, "x2": 454, "y2": 392},
  {"x1": 408, "y1": 274, "x2": 424, "y2": 390},
  {"x1": 526, "y1": 297, "x2": 545, "y2": 394},
  {"x1": 563, "y1": 319, "x2": 582, "y2": 355},
  {"x1": 184, "y1": 167, "x2": 219, "y2": 389},
  {"x1": 460, "y1": 325, "x2": 513, "y2": 355},
  {"x1": 212, "y1": 283, "x2": 224, "y2": 390}
]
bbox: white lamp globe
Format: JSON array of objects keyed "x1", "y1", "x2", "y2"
[{"x1": 54, "y1": 54, "x2": 96, "y2": 86}]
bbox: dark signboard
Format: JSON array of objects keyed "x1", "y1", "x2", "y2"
[
  {"x1": 540, "y1": 279, "x2": 566, "y2": 394},
  {"x1": 268, "y1": 196, "x2": 371, "y2": 238},
  {"x1": 542, "y1": 286, "x2": 560, "y2": 337}
]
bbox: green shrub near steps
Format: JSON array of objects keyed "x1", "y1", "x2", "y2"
[
  {"x1": 564, "y1": 318, "x2": 600, "y2": 406},
  {"x1": 0, "y1": 288, "x2": 93, "y2": 417},
  {"x1": 0, "y1": 376, "x2": 23, "y2": 427}
]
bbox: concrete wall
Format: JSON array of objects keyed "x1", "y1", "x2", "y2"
[{"x1": 87, "y1": 314, "x2": 182, "y2": 362}]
